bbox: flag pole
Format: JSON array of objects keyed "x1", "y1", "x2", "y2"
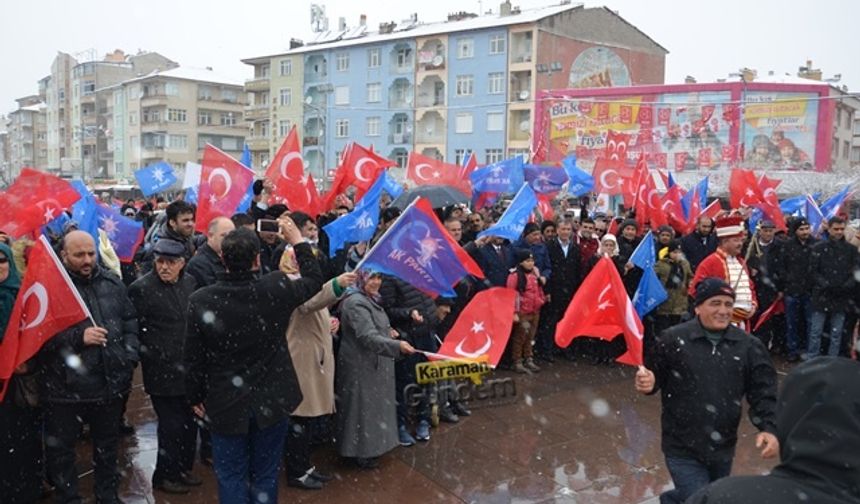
[{"x1": 353, "y1": 196, "x2": 421, "y2": 273}]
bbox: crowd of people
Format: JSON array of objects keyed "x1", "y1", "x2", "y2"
[{"x1": 1, "y1": 178, "x2": 859, "y2": 504}]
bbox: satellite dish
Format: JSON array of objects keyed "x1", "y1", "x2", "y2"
[
  {"x1": 518, "y1": 90, "x2": 530, "y2": 100},
  {"x1": 431, "y1": 55, "x2": 443, "y2": 67},
  {"x1": 519, "y1": 120, "x2": 530, "y2": 132}
]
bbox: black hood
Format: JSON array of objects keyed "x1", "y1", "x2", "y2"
[{"x1": 772, "y1": 357, "x2": 860, "y2": 501}]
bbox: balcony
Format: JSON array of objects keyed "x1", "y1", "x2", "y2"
[
  {"x1": 304, "y1": 55, "x2": 328, "y2": 84},
  {"x1": 244, "y1": 104, "x2": 270, "y2": 121},
  {"x1": 141, "y1": 120, "x2": 168, "y2": 131},
  {"x1": 388, "y1": 132, "x2": 412, "y2": 145},
  {"x1": 244, "y1": 77, "x2": 270, "y2": 92},
  {"x1": 140, "y1": 94, "x2": 168, "y2": 107},
  {"x1": 510, "y1": 71, "x2": 532, "y2": 103},
  {"x1": 302, "y1": 136, "x2": 324, "y2": 147},
  {"x1": 388, "y1": 78, "x2": 413, "y2": 110},
  {"x1": 246, "y1": 136, "x2": 269, "y2": 151},
  {"x1": 416, "y1": 110, "x2": 446, "y2": 145},
  {"x1": 416, "y1": 75, "x2": 445, "y2": 108},
  {"x1": 417, "y1": 39, "x2": 446, "y2": 72},
  {"x1": 141, "y1": 146, "x2": 165, "y2": 159}
]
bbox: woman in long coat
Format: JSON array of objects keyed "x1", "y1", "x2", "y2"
[
  {"x1": 335, "y1": 270, "x2": 414, "y2": 469},
  {"x1": 279, "y1": 248, "x2": 355, "y2": 488}
]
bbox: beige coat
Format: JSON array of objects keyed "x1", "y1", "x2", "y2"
[{"x1": 286, "y1": 279, "x2": 340, "y2": 417}]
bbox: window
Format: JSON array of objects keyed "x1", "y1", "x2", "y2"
[
  {"x1": 222, "y1": 89, "x2": 238, "y2": 103},
  {"x1": 852, "y1": 146, "x2": 860, "y2": 163},
  {"x1": 259, "y1": 65, "x2": 270, "y2": 78},
  {"x1": 366, "y1": 83, "x2": 381, "y2": 103},
  {"x1": 394, "y1": 150, "x2": 408, "y2": 168},
  {"x1": 279, "y1": 88, "x2": 292, "y2": 106},
  {"x1": 58, "y1": 89, "x2": 66, "y2": 103},
  {"x1": 165, "y1": 82, "x2": 180, "y2": 96},
  {"x1": 366, "y1": 116, "x2": 380, "y2": 136},
  {"x1": 198, "y1": 86, "x2": 212, "y2": 100},
  {"x1": 847, "y1": 111, "x2": 853, "y2": 129},
  {"x1": 142, "y1": 109, "x2": 160, "y2": 123},
  {"x1": 222, "y1": 137, "x2": 240, "y2": 151},
  {"x1": 279, "y1": 58, "x2": 292, "y2": 76},
  {"x1": 168, "y1": 109, "x2": 187, "y2": 122},
  {"x1": 128, "y1": 112, "x2": 137, "y2": 125},
  {"x1": 455, "y1": 113, "x2": 473, "y2": 134},
  {"x1": 169, "y1": 134, "x2": 187, "y2": 150},
  {"x1": 456, "y1": 75, "x2": 474, "y2": 96},
  {"x1": 457, "y1": 38, "x2": 474, "y2": 59},
  {"x1": 368, "y1": 48, "x2": 381, "y2": 68},
  {"x1": 221, "y1": 112, "x2": 236, "y2": 126},
  {"x1": 259, "y1": 121, "x2": 269, "y2": 137},
  {"x1": 845, "y1": 140, "x2": 851, "y2": 159},
  {"x1": 485, "y1": 148, "x2": 503, "y2": 163},
  {"x1": 508, "y1": 148, "x2": 529, "y2": 161},
  {"x1": 489, "y1": 34, "x2": 505, "y2": 54},
  {"x1": 454, "y1": 149, "x2": 471, "y2": 165},
  {"x1": 198, "y1": 111, "x2": 211, "y2": 126},
  {"x1": 487, "y1": 112, "x2": 504, "y2": 131},
  {"x1": 833, "y1": 137, "x2": 839, "y2": 157},
  {"x1": 854, "y1": 120, "x2": 860, "y2": 135},
  {"x1": 336, "y1": 53, "x2": 350, "y2": 72},
  {"x1": 335, "y1": 119, "x2": 349, "y2": 138},
  {"x1": 488, "y1": 72, "x2": 504, "y2": 94},
  {"x1": 279, "y1": 120, "x2": 291, "y2": 138},
  {"x1": 335, "y1": 86, "x2": 349, "y2": 105},
  {"x1": 82, "y1": 81, "x2": 95, "y2": 96},
  {"x1": 396, "y1": 48, "x2": 412, "y2": 68}
]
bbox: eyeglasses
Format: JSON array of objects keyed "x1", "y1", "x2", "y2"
[{"x1": 0, "y1": 257, "x2": 8, "y2": 264}]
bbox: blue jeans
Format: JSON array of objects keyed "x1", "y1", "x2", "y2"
[
  {"x1": 210, "y1": 416, "x2": 289, "y2": 504},
  {"x1": 807, "y1": 310, "x2": 845, "y2": 358},
  {"x1": 660, "y1": 455, "x2": 732, "y2": 504},
  {"x1": 784, "y1": 294, "x2": 812, "y2": 357}
]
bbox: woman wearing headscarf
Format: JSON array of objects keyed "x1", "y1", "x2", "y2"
[
  {"x1": 334, "y1": 269, "x2": 415, "y2": 469},
  {"x1": 279, "y1": 247, "x2": 356, "y2": 490},
  {"x1": 0, "y1": 241, "x2": 43, "y2": 503},
  {"x1": 582, "y1": 234, "x2": 630, "y2": 363}
]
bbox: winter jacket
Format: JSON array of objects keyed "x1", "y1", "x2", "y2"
[
  {"x1": 379, "y1": 275, "x2": 439, "y2": 351},
  {"x1": 185, "y1": 242, "x2": 225, "y2": 289},
  {"x1": 654, "y1": 257, "x2": 693, "y2": 316},
  {"x1": 546, "y1": 238, "x2": 582, "y2": 308},
  {"x1": 514, "y1": 238, "x2": 552, "y2": 282},
  {"x1": 772, "y1": 236, "x2": 816, "y2": 296},
  {"x1": 183, "y1": 242, "x2": 323, "y2": 435},
  {"x1": 471, "y1": 241, "x2": 516, "y2": 287},
  {"x1": 647, "y1": 318, "x2": 777, "y2": 463},
  {"x1": 506, "y1": 269, "x2": 546, "y2": 315},
  {"x1": 39, "y1": 267, "x2": 139, "y2": 404},
  {"x1": 138, "y1": 220, "x2": 196, "y2": 275},
  {"x1": 687, "y1": 357, "x2": 860, "y2": 504},
  {"x1": 127, "y1": 270, "x2": 197, "y2": 396},
  {"x1": 680, "y1": 231, "x2": 718, "y2": 273},
  {"x1": 809, "y1": 238, "x2": 859, "y2": 312}
]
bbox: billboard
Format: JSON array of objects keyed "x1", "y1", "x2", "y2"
[{"x1": 532, "y1": 82, "x2": 834, "y2": 173}]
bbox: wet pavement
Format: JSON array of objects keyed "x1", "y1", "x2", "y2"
[{"x1": 57, "y1": 358, "x2": 789, "y2": 503}]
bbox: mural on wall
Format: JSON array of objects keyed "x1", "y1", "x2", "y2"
[
  {"x1": 568, "y1": 47, "x2": 631, "y2": 88},
  {"x1": 533, "y1": 84, "x2": 831, "y2": 172}
]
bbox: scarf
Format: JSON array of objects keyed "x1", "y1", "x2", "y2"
[
  {"x1": 345, "y1": 269, "x2": 382, "y2": 304},
  {"x1": 0, "y1": 243, "x2": 22, "y2": 339},
  {"x1": 278, "y1": 245, "x2": 301, "y2": 280},
  {"x1": 600, "y1": 233, "x2": 619, "y2": 257}
]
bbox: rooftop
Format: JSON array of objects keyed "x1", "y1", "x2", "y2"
[{"x1": 123, "y1": 66, "x2": 244, "y2": 88}]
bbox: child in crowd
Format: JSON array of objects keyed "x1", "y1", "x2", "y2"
[{"x1": 507, "y1": 249, "x2": 547, "y2": 373}]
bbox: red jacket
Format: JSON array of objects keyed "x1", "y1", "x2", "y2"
[{"x1": 506, "y1": 269, "x2": 547, "y2": 315}]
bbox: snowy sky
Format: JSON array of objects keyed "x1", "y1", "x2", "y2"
[{"x1": 1, "y1": 0, "x2": 856, "y2": 112}]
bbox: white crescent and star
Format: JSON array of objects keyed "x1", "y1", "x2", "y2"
[
  {"x1": 21, "y1": 282, "x2": 48, "y2": 330},
  {"x1": 414, "y1": 163, "x2": 433, "y2": 182},
  {"x1": 455, "y1": 332, "x2": 492, "y2": 358},
  {"x1": 599, "y1": 169, "x2": 618, "y2": 191},
  {"x1": 208, "y1": 167, "x2": 232, "y2": 200},
  {"x1": 647, "y1": 188, "x2": 661, "y2": 209},
  {"x1": 279, "y1": 152, "x2": 303, "y2": 181},
  {"x1": 354, "y1": 157, "x2": 376, "y2": 183},
  {"x1": 597, "y1": 284, "x2": 613, "y2": 311}
]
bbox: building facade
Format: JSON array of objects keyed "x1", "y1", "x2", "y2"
[
  {"x1": 241, "y1": 2, "x2": 667, "y2": 184},
  {"x1": 6, "y1": 95, "x2": 47, "y2": 179}
]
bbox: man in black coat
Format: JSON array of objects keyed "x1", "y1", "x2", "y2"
[
  {"x1": 687, "y1": 357, "x2": 860, "y2": 504},
  {"x1": 540, "y1": 220, "x2": 581, "y2": 360},
  {"x1": 128, "y1": 239, "x2": 200, "y2": 494},
  {"x1": 471, "y1": 236, "x2": 515, "y2": 287},
  {"x1": 39, "y1": 231, "x2": 139, "y2": 504},
  {"x1": 807, "y1": 216, "x2": 859, "y2": 359},
  {"x1": 184, "y1": 221, "x2": 322, "y2": 504},
  {"x1": 635, "y1": 278, "x2": 778, "y2": 504},
  {"x1": 772, "y1": 217, "x2": 816, "y2": 361},
  {"x1": 680, "y1": 216, "x2": 717, "y2": 273},
  {"x1": 744, "y1": 220, "x2": 782, "y2": 352},
  {"x1": 186, "y1": 216, "x2": 234, "y2": 288}
]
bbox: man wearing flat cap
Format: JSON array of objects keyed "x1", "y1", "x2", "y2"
[
  {"x1": 635, "y1": 278, "x2": 779, "y2": 504},
  {"x1": 128, "y1": 238, "x2": 201, "y2": 494},
  {"x1": 690, "y1": 216, "x2": 757, "y2": 327}
]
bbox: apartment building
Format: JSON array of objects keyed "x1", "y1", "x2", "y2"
[
  {"x1": 6, "y1": 95, "x2": 47, "y2": 179},
  {"x1": 242, "y1": 1, "x2": 667, "y2": 182}
]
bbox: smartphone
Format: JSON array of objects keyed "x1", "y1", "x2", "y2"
[{"x1": 256, "y1": 219, "x2": 280, "y2": 233}]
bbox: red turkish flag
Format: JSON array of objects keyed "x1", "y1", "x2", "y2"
[
  {"x1": 536, "y1": 194, "x2": 555, "y2": 220},
  {"x1": 555, "y1": 256, "x2": 644, "y2": 367},
  {"x1": 700, "y1": 199, "x2": 724, "y2": 221},
  {"x1": 196, "y1": 144, "x2": 255, "y2": 232},
  {"x1": 265, "y1": 127, "x2": 320, "y2": 216},
  {"x1": 339, "y1": 142, "x2": 397, "y2": 199},
  {"x1": 455, "y1": 152, "x2": 478, "y2": 196},
  {"x1": 662, "y1": 185, "x2": 689, "y2": 234},
  {"x1": 406, "y1": 152, "x2": 460, "y2": 187},
  {"x1": 729, "y1": 169, "x2": 764, "y2": 209},
  {"x1": 434, "y1": 287, "x2": 517, "y2": 367},
  {"x1": 592, "y1": 158, "x2": 632, "y2": 196},
  {"x1": 756, "y1": 174, "x2": 787, "y2": 231},
  {"x1": 0, "y1": 168, "x2": 81, "y2": 238},
  {"x1": 0, "y1": 236, "x2": 91, "y2": 400}
]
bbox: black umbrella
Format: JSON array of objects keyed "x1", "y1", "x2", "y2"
[{"x1": 390, "y1": 184, "x2": 469, "y2": 209}]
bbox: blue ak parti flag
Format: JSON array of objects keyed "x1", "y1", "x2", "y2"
[
  {"x1": 820, "y1": 185, "x2": 851, "y2": 220},
  {"x1": 322, "y1": 174, "x2": 386, "y2": 257},
  {"x1": 780, "y1": 194, "x2": 811, "y2": 216},
  {"x1": 358, "y1": 198, "x2": 484, "y2": 297},
  {"x1": 804, "y1": 194, "x2": 824, "y2": 236},
  {"x1": 234, "y1": 143, "x2": 256, "y2": 213},
  {"x1": 628, "y1": 230, "x2": 656, "y2": 270},
  {"x1": 470, "y1": 156, "x2": 525, "y2": 194},
  {"x1": 478, "y1": 184, "x2": 538, "y2": 242},
  {"x1": 524, "y1": 164, "x2": 568, "y2": 194},
  {"x1": 680, "y1": 176, "x2": 709, "y2": 219},
  {"x1": 73, "y1": 190, "x2": 144, "y2": 262},
  {"x1": 561, "y1": 154, "x2": 594, "y2": 197},
  {"x1": 633, "y1": 266, "x2": 668, "y2": 318},
  {"x1": 382, "y1": 171, "x2": 404, "y2": 199},
  {"x1": 135, "y1": 161, "x2": 178, "y2": 197},
  {"x1": 184, "y1": 185, "x2": 198, "y2": 205}
]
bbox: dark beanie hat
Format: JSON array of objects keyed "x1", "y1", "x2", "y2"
[
  {"x1": 253, "y1": 179, "x2": 265, "y2": 196},
  {"x1": 522, "y1": 222, "x2": 540, "y2": 236},
  {"x1": 667, "y1": 239, "x2": 681, "y2": 253},
  {"x1": 620, "y1": 218, "x2": 638, "y2": 231},
  {"x1": 790, "y1": 217, "x2": 809, "y2": 235},
  {"x1": 694, "y1": 278, "x2": 736, "y2": 306},
  {"x1": 514, "y1": 248, "x2": 534, "y2": 263}
]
